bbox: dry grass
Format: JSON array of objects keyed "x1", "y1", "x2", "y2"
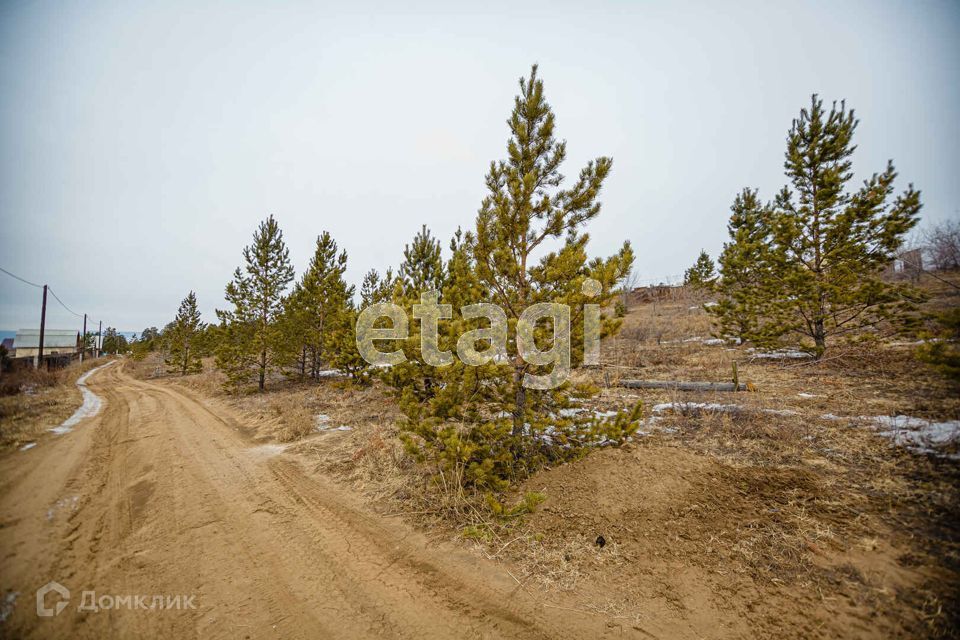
[
  {"x1": 121, "y1": 276, "x2": 959, "y2": 638},
  {"x1": 0, "y1": 358, "x2": 108, "y2": 450},
  {"x1": 481, "y1": 279, "x2": 960, "y2": 638}
]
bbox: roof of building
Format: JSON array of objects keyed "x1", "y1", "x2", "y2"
[{"x1": 13, "y1": 329, "x2": 80, "y2": 349}]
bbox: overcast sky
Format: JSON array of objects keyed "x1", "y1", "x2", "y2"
[{"x1": 1, "y1": 0, "x2": 958, "y2": 332}]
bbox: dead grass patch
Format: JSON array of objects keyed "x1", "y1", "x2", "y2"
[{"x1": 0, "y1": 358, "x2": 109, "y2": 450}]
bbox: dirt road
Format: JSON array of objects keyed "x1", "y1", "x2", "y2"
[{"x1": 0, "y1": 363, "x2": 608, "y2": 639}]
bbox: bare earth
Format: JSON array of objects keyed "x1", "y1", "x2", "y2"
[{"x1": 0, "y1": 363, "x2": 610, "y2": 639}]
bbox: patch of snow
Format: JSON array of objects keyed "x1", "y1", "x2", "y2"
[
  {"x1": 20, "y1": 442, "x2": 36, "y2": 451},
  {"x1": 887, "y1": 339, "x2": 938, "y2": 347},
  {"x1": 819, "y1": 413, "x2": 960, "y2": 460},
  {"x1": 866, "y1": 416, "x2": 960, "y2": 456},
  {"x1": 765, "y1": 408, "x2": 800, "y2": 417},
  {"x1": 651, "y1": 401, "x2": 798, "y2": 418},
  {"x1": 315, "y1": 414, "x2": 352, "y2": 432},
  {"x1": 49, "y1": 361, "x2": 115, "y2": 435},
  {"x1": 703, "y1": 301, "x2": 718, "y2": 308},
  {"x1": 0, "y1": 591, "x2": 19, "y2": 623},
  {"x1": 593, "y1": 410, "x2": 620, "y2": 418},
  {"x1": 46, "y1": 495, "x2": 79, "y2": 521},
  {"x1": 315, "y1": 369, "x2": 344, "y2": 378},
  {"x1": 797, "y1": 393, "x2": 820, "y2": 399},
  {"x1": 249, "y1": 443, "x2": 286, "y2": 457},
  {"x1": 703, "y1": 338, "x2": 725, "y2": 346},
  {"x1": 652, "y1": 401, "x2": 739, "y2": 414},
  {"x1": 749, "y1": 349, "x2": 811, "y2": 360}
]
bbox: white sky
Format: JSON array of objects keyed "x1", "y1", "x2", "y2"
[{"x1": 1, "y1": 0, "x2": 958, "y2": 332}]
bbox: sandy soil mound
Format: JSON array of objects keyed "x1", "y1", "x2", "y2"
[{"x1": 515, "y1": 444, "x2": 937, "y2": 639}]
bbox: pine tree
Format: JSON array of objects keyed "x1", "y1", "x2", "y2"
[
  {"x1": 472, "y1": 64, "x2": 634, "y2": 435},
  {"x1": 325, "y1": 304, "x2": 371, "y2": 382},
  {"x1": 101, "y1": 327, "x2": 128, "y2": 354},
  {"x1": 766, "y1": 95, "x2": 923, "y2": 356},
  {"x1": 916, "y1": 308, "x2": 960, "y2": 382},
  {"x1": 360, "y1": 269, "x2": 381, "y2": 306},
  {"x1": 281, "y1": 232, "x2": 354, "y2": 380},
  {"x1": 710, "y1": 188, "x2": 783, "y2": 343},
  {"x1": 399, "y1": 225, "x2": 444, "y2": 296},
  {"x1": 684, "y1": 250, "x2": 717, "y2": 290},
  {"x1": 388, "y1": 67, "x2": 640, "y2": 498},
  {"x1": 215, "y1": 215, "x2": 294, "y2": 391},
  {"x1": 383, "y1": 225, "x2": 448, "y2": 399},
  {"x1": 165, "y1": 291, "x2": 205, "y2": 375}
]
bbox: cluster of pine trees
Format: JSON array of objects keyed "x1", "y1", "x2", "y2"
[
  {"x1": 204, "y1": 66, "x2": 640, "y2": 494},
  {"x1": 691, "y1": 96, "x2": 924, "y2": 357},
  {"x1": 211, "y1": 216, "x2": 366, "y2": 390}
]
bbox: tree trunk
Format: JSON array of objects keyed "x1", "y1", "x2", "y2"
[
  {"x1": 259, "y1": 348, "x2": 266, "y2": 391},
  {"x1": 813, "y1": 317, "x2": 826, "y2": 359},
  {"x1": 512, "y1": 365, "x2": 526, "y2": 436}
]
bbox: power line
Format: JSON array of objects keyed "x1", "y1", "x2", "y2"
[
  {"x1": 1, "y1": 264, "x2": 103, "y2": 326},
  {"x1": 0, "y1": 265, "x2": 43, "y2": 288},
  {"x1": 47, "y1": 287, "x2": 84, "y2": 318}
]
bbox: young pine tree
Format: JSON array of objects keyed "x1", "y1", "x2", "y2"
[
  {"x1": 384, "y1": 225, "x2": 447, "y2": 399},
  {"x1": 166, "y1": 291, "x2": 205, "y2": 375},
  {"x1": 472, "y1": 64, "x2": 635, "y2": 436},
  {"x1": 710, "y1": 188, "x2": 784, "y2": 343},
  {"x1": 767, "y1": 96, "x2": 923, "y2": 356},
  {"x1": 399, "y1": 225, "x2": 444, "y2": 296},
  {"x1": 281, "y1": 232, "x2": 354, "y2": 379},
  {"x1": 397, "y1": 228, "x2": 517, "y2": 492},
  {"x1": 683, "y1": 250, "x2": 717, "y2": 291},
  {"x1": 215, "y1": 215, "x2": 294, "y2": 391}
]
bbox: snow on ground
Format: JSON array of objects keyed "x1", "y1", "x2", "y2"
[
  {"x1": 314, "y1": 414, "x2": 352, "y2": 432},
  {"x1": 249, "y1": 443, "x2": 287, "y2": 458},
  {"x1": 650, "y1": 401, "x2": 798, "y2": 417},
  {"x1": 863, "y1": 415, "x2": 960, "y2": 459},
  {"x1": 19, "y1": 442, "x2": 36, "y2": 451},
  {"x1": 746, "y1": 348, "x2": 811, "y2": 360},
  {"x1": 0, "y1": 591, "x2": 19, "y2": 623},
  {"x1": 49, "y1": 361, "x2": 115, "y2": 436},
  {"x1": 46, "y1": 495, "x2": 79, "y2": 521},
  {"x1": 652, "y1": 402, "x2": 959, "y2": 460}
]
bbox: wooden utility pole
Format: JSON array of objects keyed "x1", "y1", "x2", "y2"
[
  {"x1": 80, "y1": 313, "x2": 87, "y2": 363},
  {"x1": 36, "y1": 285, "x2": 48, "y2": 369},
  {"x1": 97, "y1": 320, "x2": 102, "y2": 358}
]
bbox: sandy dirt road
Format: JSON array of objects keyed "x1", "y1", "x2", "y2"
[{"x1": 0, "y1": 363, "x2": 611, "y2": 639}]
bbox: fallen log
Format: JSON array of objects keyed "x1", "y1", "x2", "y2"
[{"x1": 620, "y1": 380, "x2": 750, "y2": 392}]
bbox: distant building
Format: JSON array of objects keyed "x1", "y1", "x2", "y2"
[
  {"x1": 12, "y1": 329, "x2": 81, "y2": 358},
  {"x1": 883, "y1": 248, "x2": 924, "y2": 281}
]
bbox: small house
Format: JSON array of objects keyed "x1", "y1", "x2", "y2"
[{"x1": 12, "y1": 329, "x2": 81, "y2": 358}]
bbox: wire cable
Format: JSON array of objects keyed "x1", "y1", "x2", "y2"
[
  {"x1": 47, "y1": 287, "x2": 85, "y2": 318},
  {"x1": 0, "y1": 265, "x2": 43, "y2": 288}
]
